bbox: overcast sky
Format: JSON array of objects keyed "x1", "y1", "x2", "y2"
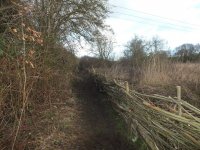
[{"x1": 79, "y1": 0, "x2": 200, "y2": 57}]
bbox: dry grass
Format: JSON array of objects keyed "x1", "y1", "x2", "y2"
[
  {"x1": 97, "y1": 65, "x2": 130, "y2": 81},
  {"x1": 141, "y1": 60, "x2": 200, "y2": 88},
  {"x1": 172, "y1": 63, "x2": 200, "y2": 87},
  {"x1": 97, "y1": 58, "x2": 200, "y2": 107},
  {"x1": 141, "y1": 59, "x2": 173, "y2": 85},
  {"x1": 139, "y1": 59, "x2": 200, "y2": 106}
]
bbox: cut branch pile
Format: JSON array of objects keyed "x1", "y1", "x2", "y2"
[{"x1": 91, "y1": 72, "x2": 200, "y2": 150}]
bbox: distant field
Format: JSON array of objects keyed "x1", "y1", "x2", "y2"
[{"x1": 97, "y1": 61, "x2": 200, "y2": 107}]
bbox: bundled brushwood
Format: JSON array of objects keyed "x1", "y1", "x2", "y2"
[{"x1": 91, "y1": 72, "x2": 200, "y2": 150}]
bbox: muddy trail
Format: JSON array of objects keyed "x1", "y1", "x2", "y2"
[{"x1": 69, "y1": 74, "x2": 136, "y2": 150}]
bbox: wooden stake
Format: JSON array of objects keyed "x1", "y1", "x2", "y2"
[
  {"x1": 176, "y1": 86, "x2": 182, "y2": 116},
  {"x1": 92, "y1": 66, "x2": 95, "y2": 73},
  {"x1": 125, "y1": 81, "x2": 129, "y2": 93}
]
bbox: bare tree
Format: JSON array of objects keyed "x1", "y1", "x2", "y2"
[
  {"x1": 150, "y1": 36, "x2": 165, "y2": 52},
  {"x1": 175, "y1": 43, "x2": 200, "y2": 62},
  {"x1": 124, "y1": 35, "x2": 147, "y2": 68},
  {"x1": 90, "y1": 33, "x2": 114, "y2": 60},
  {"x1": 28, "y1": 0, "x2": 110, "y2": 47}
]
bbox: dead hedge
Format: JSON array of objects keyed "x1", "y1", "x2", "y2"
[{"x1": 91, "y1": 72, "x2": 200, "y2": 150}]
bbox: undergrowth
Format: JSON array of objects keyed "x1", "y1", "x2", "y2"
[{"x1": 97, "y1": 58, "x2": 200, "y2": 107}]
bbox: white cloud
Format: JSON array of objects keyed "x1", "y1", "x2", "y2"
[
  {"x1": 77, "y1": 0, "x2": 200, "y2": 57},
  {"x1": 106, "y1": 0, "x2": 200, "y2": 57}
]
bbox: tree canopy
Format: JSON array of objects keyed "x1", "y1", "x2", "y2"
[{"x1": 29, "y1": 0, "x2": 110, "y2": 47}]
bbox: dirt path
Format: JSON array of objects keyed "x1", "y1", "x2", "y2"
[
  {"x1": 67, "y1": 76, "x2": 135, "y2": 150},
  {"x1": 24, "y1": 75, "x2": 135, "y2": 150}
]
